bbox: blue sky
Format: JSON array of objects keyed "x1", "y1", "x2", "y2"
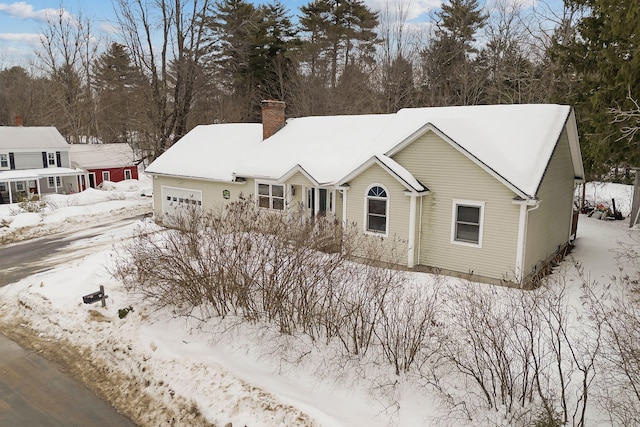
[{"x1": 0, "y1": 0, "x2": 557, "y2": 68}]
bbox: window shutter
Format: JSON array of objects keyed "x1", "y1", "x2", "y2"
[
  {"x1": 56, "y1": 151, "x2": 62, "y2": 167},
  {"x1": 42, "y1": 152, "x2": 48, "y2": 168},
  {"x1": 9, "y1": 152, "x2": 15, "y2": 169}
]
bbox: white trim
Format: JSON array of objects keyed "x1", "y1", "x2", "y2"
[
  {"x1": 513, "y1": 198, "x2": 541, "y2": 282},
  {"x1": 342, "y1": 188, "x2": 348, "y2": 224},
  {"x1": 47, "y1": 176, "x2": 62, "y2": 189},
  {"x1": 0, "y1": 152, "x2": 8, "y2": 169},
  {"x1": 364, "y1": 183, "x2": 389, "y2": 237},
  {"x1": 337, "y1": 155, "x2": 424, "y2": 192},
  {"x1": 386, "y1": 123, "x2": 532, "y2": 199},
  {"x1": 278, "y1": 164, "x2": 320, "y2": 187},
  {"x1": 255, "y1": 180, "x2": 286, "y2": 211},
  {"x1": 450, "y1": 199, "x2": 485, "y2": 248},
  {"x1": 47, "y1": 151, "x2": 57, "y2": 167},
  {"x1": 102, "y1": 170, "x2": 111, "y2": 182},
  {"x1": 408, "y1": 193, "x2": 417, "y2": 268},
  {"x1": 124, "y1": 169, "x2": 132, "y2": 180}
]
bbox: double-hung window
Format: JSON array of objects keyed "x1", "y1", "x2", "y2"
[
  {"x1": 452, "y1": 200, "x2": 485, "y2": 247},
  {"x1": 257, "y1": 183, "x2": 285, "y2": 210},
  {"x1": 0, "y1": 153, "x2": 8, "y2": 169},
  {"x1": 366, "y1": 185, "x2": 388, "y2": 234},
  {"x1": 47, "y1": 152, "x2": 56, "y2": 167}
]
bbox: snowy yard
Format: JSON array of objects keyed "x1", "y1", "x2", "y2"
[{"x1": 0, "y1": 180, "x2": 638, "y2": 426}]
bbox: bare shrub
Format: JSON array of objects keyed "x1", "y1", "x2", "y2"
[
  {"x1": 582, "y1": 265, "x2": 640, "y2": 426},
  {"x1": 438, "y1": 273, "x2": 600, "y2": 425}
]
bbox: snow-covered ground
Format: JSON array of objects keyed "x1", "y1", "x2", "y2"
[{"x1": 0, "y1": 180, "x2": 638, "y2": 426}]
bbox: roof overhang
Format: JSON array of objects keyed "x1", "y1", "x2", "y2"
[
  {"x1": 337, "y1": 154, "x2": 426, "y2": 193},
  {"x1": 278, "y1": 164, "x2": 320, "y2": 187}
]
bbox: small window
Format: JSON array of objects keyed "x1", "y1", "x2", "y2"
[
  {"x1": 257, "y1": 183, "x2": 285, "y2": 210},
  {"x1": 452, "y1": 201, "x2": 484, "y2": 246},
  {"x1": 0, "y1": 153, "x2": 8, "y2": 168},
  {"x1": 47, "y1": 176, "x2": 61, "y2": 188},
  {"x1": 366, "y1": 185, "x2": 388, "y2": 234},
  {"x1": 16, "y1": 181, "x2": 25, "y2": 191},
  {"x1": 124, "y1": 169, "x2": 132, "y2": 180},
  {"x1": 47, "y1": 152, "x2": 56, "y2": 166},
  {"x1": 0, "y1": 182, "x2": 6, "y2": 191},
  {"x1": 102, "y1": 171, "x2": 110, "y2": 182}
]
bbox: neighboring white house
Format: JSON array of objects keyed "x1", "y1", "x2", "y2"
[
  {"x1": 145, "y1": 101, "x2": 585, "y2": 285},
  {"x1": 0, "y1": 123, "x2": 85, "y2": 203}
]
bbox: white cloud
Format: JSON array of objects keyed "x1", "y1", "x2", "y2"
[
  {"x1": 366, "y1": 0, "x2": 442, "y2": 22},
  {"x1": 0, "y1": 1, "x2": 72, "y2": 23},
  {"x1": 0, "y1": 32, "x2": 41, "y2": 43}
]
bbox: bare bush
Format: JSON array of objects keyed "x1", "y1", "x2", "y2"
[{"x1": 438, "y1": 272, "x2": 600, "y2": 425}]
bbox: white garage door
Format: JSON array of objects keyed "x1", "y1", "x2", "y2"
[{"x1": 161, "y1": 186, "x2": 202, "y2": 216}]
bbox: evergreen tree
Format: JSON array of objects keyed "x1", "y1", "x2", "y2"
[
  {"x1": 93, "y1": 43, "x2": 145, "y2": 144},
  {"x1": 205, "y1": 0, "x2": 298, "y2": 121},
  {"x1": 550, "y1": 0, "x2": 640, "y2": 178},
  {"x1": 299, "y1": 0, "x2": 379, "y2": 89},
  {"x1": 420, "y1": 0, "x2": 487, "y2": 106}
]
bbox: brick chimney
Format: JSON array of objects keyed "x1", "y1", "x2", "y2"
[
  {"x1": 261, "y1": 100, "x2": 285, "y2": 140},
  {"x1": 15, "y1": 115, "x2": 23, "y2": 126}
]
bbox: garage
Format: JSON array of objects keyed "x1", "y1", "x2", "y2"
[{"x1": 161, "y1": 186, "x2": 202, "y2": 216}]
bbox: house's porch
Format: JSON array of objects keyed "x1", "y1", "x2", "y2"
[{"x1": 0, "y1": 168, "x2": 87, "y2": 204}]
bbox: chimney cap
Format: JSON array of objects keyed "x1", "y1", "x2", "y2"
[{"x1": 261, "y1": 99, "x2": 286, "y2": 109}]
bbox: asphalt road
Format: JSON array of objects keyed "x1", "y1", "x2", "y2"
[
  {"x1": 0, "y1": 215, "x2": 145, "y2": 287},
  {"x1": 0, "y1": 333, "x2": 136, "y2": 427},
  {"x1": 0, "y1": 216, "x2": 146, "y2": 426}
]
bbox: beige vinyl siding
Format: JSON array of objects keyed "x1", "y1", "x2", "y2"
[
  {"x1": 286, "y1": 171, "x2": 314, "y2": 187},
  {"x1": 152, "y1": 175, "x2": 253, "y2": 215},
  {"x1": 392, "y1": 131, "x2": 521, "y2": 281},
  {"x1": 345, "y1": 163, "x2": 411, "y2": 263},
  {"x1": 523, "y1": 128, "x2": 575, "y2": 275}
]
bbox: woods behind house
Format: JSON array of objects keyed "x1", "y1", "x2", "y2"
[{"x1": 0, "y1": 0, "x2": 638, "y2": 180}]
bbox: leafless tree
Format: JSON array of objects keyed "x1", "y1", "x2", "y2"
[
  {"x1": 36, "y1": 5, "x2": 99, "y2": 143},
  {"x1": 114, "y1": 0, "x2": 210, "y2": 160}
]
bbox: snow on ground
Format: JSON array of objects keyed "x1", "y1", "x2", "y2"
[
  {"x1": 0, "y1": 179, "x2": 153, "y2": 245},
  {"x1": 0, "y1": 181, "x2": 638, "y2": 426}
]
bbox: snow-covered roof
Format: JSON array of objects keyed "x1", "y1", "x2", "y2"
[
  {"x1": 0, "y1": 127, "x2": 70, "y2": 150},
  {"x1": 146, "y1": 104, "x2": 581, "y2": 198},
  {"x1": 0, "y1": 167, "x2": 85, "y2": 182},
  {"x1": 70, "y1": 143, "x2": 136, "y2": 169}
]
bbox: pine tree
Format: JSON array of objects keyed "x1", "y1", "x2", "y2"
[
  {"x1": 420, "y1": 0, "x2": 487, "y2": 106},
  {"x1": 93, "y1": 43, "x2": 144, "y2": 144},
  {"x1": 551, "y1": 0, "x2": 640, "y2": 178}
]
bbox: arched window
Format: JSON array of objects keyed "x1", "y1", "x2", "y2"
[{"x1": 366, "y1": 185, "x2": 388, "y2": 234}]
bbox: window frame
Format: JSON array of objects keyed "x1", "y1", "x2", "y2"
[
  {"x1": 47, "y1": 152, "x2": 56, "y2": 167},
  {"x1": 15, "y1": 181, "x2": 25, "y2": 192},
  {"x1": 364, "y1": 184, "x2": 389, "y2": 237},
  {"x1": 124, "y1": 169, "x2": 132, "y2": 180},
  {"x1": 47, "y1": 176, "x2": 62, "y2": 188},
  {"x1": 0, "y1": 153, "x2": 8, "y2": 169},
  {"x1": 256, "y1": 181, "x2": 285, "y2": 211},
  {"x1": 102, "y1": 171, "x2": 111, "y2": 182},
  {"x1": 451, "y1": 199, "x2": 485, "y2": 248}
]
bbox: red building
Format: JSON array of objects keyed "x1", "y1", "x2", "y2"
[{"x1": 70, "y1": 143, "x2": 139, "y2": 189}]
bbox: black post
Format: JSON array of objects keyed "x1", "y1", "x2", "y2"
[{"x1": 100, "y1": 285, "x2": 106, "y2": 308}]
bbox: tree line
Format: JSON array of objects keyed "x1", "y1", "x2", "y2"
[{"x1": 0, "y1": 0, "x2": 637, "y2": 180}]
